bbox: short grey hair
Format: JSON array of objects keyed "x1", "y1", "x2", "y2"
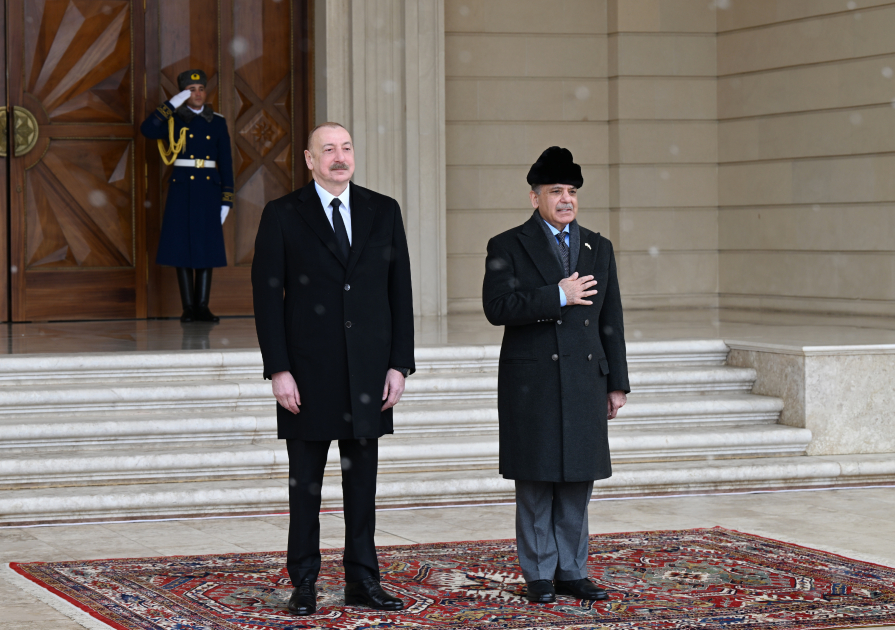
[{"x1": 307, "y1": 122, "x2": 349, "y2": 151}]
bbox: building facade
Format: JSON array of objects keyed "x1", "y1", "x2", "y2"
[{"x1": 0, "y1": 0, "x2": 891, "y2": 321}]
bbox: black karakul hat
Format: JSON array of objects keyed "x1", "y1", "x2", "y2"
[
  {"x1": 526, "y1": 146, "x2": 583, "y2": 189},
  {"x1": 177, "y1": 69, "x2": 208, "y2": 90}
]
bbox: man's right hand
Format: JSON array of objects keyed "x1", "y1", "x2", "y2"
[
  {"x1": 272, "y1": 371, "x2": 301, "y2": 414},
  {"x1": 559, "y1": 272, "x2": 598, "y2": 306},
  {"x1": 169, "y1": 89, "x2": 192, "y2": 109}
]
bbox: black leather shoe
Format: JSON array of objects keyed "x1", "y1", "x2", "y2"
[
  {"x1": 344, "y1": 577, "x2": 403, "y2": 611},
  {"x1": 525, "y1": 579, "x2": 556, "y2": 603},
  {"x1": 180, "y1": 308, "x2": 194, "y2": 323},
  {"x1": 287, "y1": 579, "x2": 317, "y2": 615},
  {"x1": 555, "y1": 578, "x2": 609, "y2": 600}
]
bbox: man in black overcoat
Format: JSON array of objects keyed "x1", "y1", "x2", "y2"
[
  {"x1": 140, "y1": 69, "x2": 234, "y2": 323},
  {"x1": 252, "y1": 123, "x2": 414, "y2": 615},
  {"x1": 482, "y1": 147, "x2": 630, "y2": 604}
]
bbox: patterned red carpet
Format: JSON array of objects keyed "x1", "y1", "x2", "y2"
[{"x1": 10, "y1": 527, "x2": 895, "y2": 630}]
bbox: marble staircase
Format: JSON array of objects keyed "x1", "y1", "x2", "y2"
[{"x1": 0, "y1": 340, "x2": 888, "y2": 524}]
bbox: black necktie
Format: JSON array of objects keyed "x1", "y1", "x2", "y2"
[
  {"x1": 556, "y1": 232, "x2": 570, "y2": 276},
  {"x1": 331, "y1": 198, "x2": 350, "y2": 261}
]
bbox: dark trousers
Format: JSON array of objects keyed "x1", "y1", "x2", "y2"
[{"x1": 286, "y1": 438, "x2": 379, "y2": 585}]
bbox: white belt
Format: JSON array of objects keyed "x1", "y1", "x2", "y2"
[{"x1": 173, "y1": 158, "x2": 216, "y2": 168}]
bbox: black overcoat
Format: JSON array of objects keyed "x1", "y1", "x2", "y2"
[
  {"x1": 482, "y1": 212, "x2": 630, "y2": 482},
  {"x1": 140, "y1": 101, "x2": 234, "y2": 268},
  {"x1": 252, "y1": 181, "x2": 415, "y2": 441}
]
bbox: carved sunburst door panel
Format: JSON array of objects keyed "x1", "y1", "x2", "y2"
[
  {"x1": 25, "y1": 140, "x2": 133, "y2": 268},
  {"x1": 8, "y1": 0, "x2": 142, "y2": 321},
  {"x1": 25, "y1": 0, "x2": 132, "y2": 123},
  {"x1": 232, "y1": 0, "x2": 292, "y2": 265}
]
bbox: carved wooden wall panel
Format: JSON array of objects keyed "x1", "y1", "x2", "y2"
[{"x1": 231, "y1": 0, "x2": 292, "y2": 266}]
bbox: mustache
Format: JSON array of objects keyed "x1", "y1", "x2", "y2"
[
  {"x1": 557, "y1": 204, "x2": 574, "y2": 210},
  {"x1": 330, "y1": 162, "x2": 350, "y2": 170}
]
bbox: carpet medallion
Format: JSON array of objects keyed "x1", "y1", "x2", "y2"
[{"x1": 9, "y1": 527, "x2": 895, "y2": 629}]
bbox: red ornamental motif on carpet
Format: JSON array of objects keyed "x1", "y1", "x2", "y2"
[{"x1": 9, "y1": 528, "x2": 895, "y2": 630}]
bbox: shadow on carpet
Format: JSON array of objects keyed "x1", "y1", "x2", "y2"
[{"x1": 8, "y1": 527, "x2": 895, "y2": 629}]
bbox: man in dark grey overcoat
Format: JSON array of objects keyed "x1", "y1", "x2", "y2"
[{"x1": 482, "y1": 147, "x2": 630, "y2": 604}]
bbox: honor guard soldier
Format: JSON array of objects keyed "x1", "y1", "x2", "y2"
[{"x1": 141, "y1": 69, "x2": 235, "y2": 322}]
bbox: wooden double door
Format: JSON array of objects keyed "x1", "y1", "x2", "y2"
[{"x1": 0, "y1": 0, "x2": 311, "y2": 321}]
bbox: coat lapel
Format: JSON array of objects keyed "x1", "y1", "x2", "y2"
[
  {"x1": 296, "y1": 181, "x2": 347, "y2": 267},
  {"x1": 346, "y1": 183, "x2": 375, "y2": 278},
  {"x1": 575, "y1": 226, "x2": 599, "y2": 276},
  {"x1": 519, "y1": 214, "x2": 564, "y2": 285}
]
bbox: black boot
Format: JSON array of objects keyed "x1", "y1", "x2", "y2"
[
  {"x1": 175, "y1": 267, "x2": 195, "y2": 322},
  {"x1": 193, "y1": 268, "x2": 219, "y2": 323}
]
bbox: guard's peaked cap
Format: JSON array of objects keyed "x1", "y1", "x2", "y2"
[{"x1": 177, "y1": 69, "x2": 208, "y2": 91}]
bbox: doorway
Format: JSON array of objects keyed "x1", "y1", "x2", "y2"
[{"x1": 1, "y1": 0, "x2": 312, "y2": 321}]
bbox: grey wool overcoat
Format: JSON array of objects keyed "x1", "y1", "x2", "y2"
[{"x1": 482, "y1": 212, "x2": 630, "y2": 482}]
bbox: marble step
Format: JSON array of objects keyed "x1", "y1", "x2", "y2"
[
  {"x1": 0, "y1": 380, "x2": 273, "y2": 415},
  {"x1": 0, "y1": 365, "x2": 758, "y2": 416},
  {"x1": 629, "y1": 366, "x2": 755, "y2": 394},
  {"x1": 0, "y1": 339, "x2": 729, "y2": 387},
  {"x1": 1, "y1": 452, "x2": 892, "y2": 524},
  {"x1": 0, "y1": 425, "x2": 809, "y2": 489},
  {"x1": 0, "y1": 394, "x2": 782, "y2": 451},
  {"x1": 613, "y1": 393, "x2": 783, "y2": 427}
]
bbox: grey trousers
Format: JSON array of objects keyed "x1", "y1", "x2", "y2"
[{"x1": 515, "y1": 479, "x2": 594, "y2": 582}]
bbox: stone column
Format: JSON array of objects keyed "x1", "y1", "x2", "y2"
[{"x1": 319, "y1": 0, "x2": 447, "y2": 317}]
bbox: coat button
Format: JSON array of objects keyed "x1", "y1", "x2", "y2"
[
  {"x1": 588, "y1": 354, "x2": 593, "y2": 360},
  {"x1": 344, "y1": 284, "x2": 350, "y2": 291},
  {"x1": 557, "y1": 319, "x2": 562, "y2": 325},
  {"x1": 207, "y1": 176, "x2": 210, "y2": 180},
  {"x1": 190, "y1": 155, "x2": 194, "y2": 158},
  {"x1": 345, "y1": 321, "x2": 352, "y2": 328},
  {"x1": 190, "y1": 175, "x2": 194, "y2": 180},
  {"x1": 206, "y1": 135, "x2": 211, "y2": 139},
  {"x1": 552, "y1": 354, "x2": 558, "y2": 361},
  {"x1": 584, "y1": 319, "x2": 590, "y2": 326},
  {"x1": 189, "y1": 134, "x2": 194, "y2": 138}
]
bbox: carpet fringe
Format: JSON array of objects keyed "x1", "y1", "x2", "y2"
[{"x1": 1, "y1": 563, "x2": 113, "y2": 630}]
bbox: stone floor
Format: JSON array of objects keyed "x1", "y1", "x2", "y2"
[
  {"x1": 2, "y1": 486, "x2": 894, "y2": 628},
  {"x1": 2, "y1": 308, "x2": 895, "y2": 354}
]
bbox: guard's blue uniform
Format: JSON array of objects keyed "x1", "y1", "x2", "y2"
[{"x1": 140, "y1": 101, "x2": 234, "y2": 268}]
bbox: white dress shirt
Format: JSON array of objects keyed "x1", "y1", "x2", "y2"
[{"x1": 314, "y1": 181, "x2": 352, "y2": 244}]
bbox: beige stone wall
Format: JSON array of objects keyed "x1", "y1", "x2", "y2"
[
  {"x1": 444, "y1": 0, "x2": 610, "y2": 313},
  {"x1": 608, "y1": 0, "x2": 719, "y2": 310},
  {"x1": 717, "y1": 1, "x2": 895, "y2": 315},
  {"x1": 444, "y1": 0, "x2": 720, "y2": 313}
]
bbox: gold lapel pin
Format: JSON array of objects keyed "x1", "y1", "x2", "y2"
[{"x1": 585, "y1": 243, "x2": 592, "y2": 250}]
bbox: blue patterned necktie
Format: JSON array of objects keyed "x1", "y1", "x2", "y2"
[{"x1": 555, "y1": 232, "x2": 570, "y2": 276}]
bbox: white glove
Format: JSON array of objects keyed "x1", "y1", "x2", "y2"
[
  {"x1": 169, "y1": 89, "x2": 192, "y2": 109},
  {"x1": 221, "y1": 206, "x2": 230, "y2": 224}
]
